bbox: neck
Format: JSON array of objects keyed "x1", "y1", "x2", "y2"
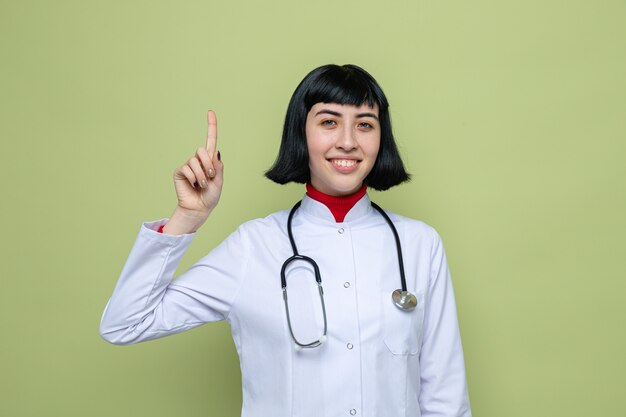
[{"x1": 305, "y1": 183, "x2": 367, "y2": 223}]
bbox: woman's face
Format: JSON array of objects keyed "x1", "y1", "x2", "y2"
[{"x1": 305, "y1": 102, "x2": 381, "y2": 196}]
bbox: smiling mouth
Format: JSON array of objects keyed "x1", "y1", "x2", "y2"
[{"x1": 330, "y1": 159, "x2": 359, "y2": 168}]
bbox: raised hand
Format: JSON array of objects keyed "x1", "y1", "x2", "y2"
[{"x1": 167, "y1": 111, "x2": 224, "y2": 232}]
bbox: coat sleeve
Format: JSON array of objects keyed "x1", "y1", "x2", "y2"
[
  {"x1": 99, "y1": 219, "x2": 249, "y2": 345},
  {"x1": 418, "y1": 231, "x2": 472, "y2": 416}
]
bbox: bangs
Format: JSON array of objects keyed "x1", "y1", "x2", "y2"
[{"x1": 303, "y1": 65, "x2": 385, "y2": 110}]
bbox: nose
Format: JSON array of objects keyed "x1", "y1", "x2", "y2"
[{"x1": 336, "y1": 125, "x2": 358, "y2": 151}]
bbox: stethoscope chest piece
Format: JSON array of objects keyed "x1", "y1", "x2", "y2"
[{"x1": 392, "y1": 289, "x2": 417, "y2": 311}]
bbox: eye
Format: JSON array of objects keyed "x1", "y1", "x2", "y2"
[
  {"x1": 321, "y1": 119, "x2": 336, "y2": 126},
  {"x1": 358, "y1": 122, "x2": 373, "y2": 129}
]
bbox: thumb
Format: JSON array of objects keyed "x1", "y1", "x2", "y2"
[{"x1": 213, "y1": 151, "x2": 224, "y2": 183}]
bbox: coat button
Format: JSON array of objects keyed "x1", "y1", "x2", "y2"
[
  {"x1": 347, "y1": 343, "x2": 354, "y2": 350},
  {"x1": 338, "y1": 228, "x2": 344, "y2": 234},
  {"x1": 349, "y1": 409, "x2": 357, "y2": 415},
  {"x1": 343, "y1": 282, "x2": 351, "y2": 288}
]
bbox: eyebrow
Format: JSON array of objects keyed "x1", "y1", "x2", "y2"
[{"x1": 315, "y1": 109, "x2": 379, "y2": 120}]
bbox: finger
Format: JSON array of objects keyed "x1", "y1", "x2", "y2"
[
  {"x1": 212, "y1": 151, "x2": 224, "y2": 184},
  {"x1": 196, "y1": 147, "x2": 215, "y2": 178},
  {"x1": 215, "y1": 150, "x2": 223, "y2": 173},
  {"x1": 178, "y1": 165, "x2": 198, "y2": 189},
  {"x1": 206, "y1": 110, "x2": 218, "y2": 157},
  {"x1": 188, "y1": 157, "x2": 208, "y2": 188}
]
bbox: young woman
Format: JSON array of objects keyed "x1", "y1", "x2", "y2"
[{"x1": 100, "y1": 64, "x2": 472, "y2": 417}]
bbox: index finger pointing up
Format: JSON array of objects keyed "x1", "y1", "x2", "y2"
[{"x1": 206, "y1": 110, "x2": 218, "y2": 155}]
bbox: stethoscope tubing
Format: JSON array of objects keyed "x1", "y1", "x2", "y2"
[
  {"x1": 370, "y1": 202, "x2": 408, "y2": 293},
  {"x1": 281, "y1": 199, "x2": 413, "y2": 350}
]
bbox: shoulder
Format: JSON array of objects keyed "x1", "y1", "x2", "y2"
[
  {"x1": 233, "y1": 209, "x2": 291, "y2": 237},
  {"x1": 382, "y1": 209, "x2": 442, "y2": 250},
  {"x1": 212, "y1": 209, "x2": 291, "y2": 257},
  {"x1": 384, "y1": 209, "x2": 440, "y2": 237}
]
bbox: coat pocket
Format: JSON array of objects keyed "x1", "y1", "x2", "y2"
[{"x1": 381, "y1": 290, "x2": 425, "y2": 355}]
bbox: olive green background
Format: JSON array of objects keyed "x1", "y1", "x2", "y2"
[{"x1": 1, "y1": 0, "x2": 624, "y2": 416}]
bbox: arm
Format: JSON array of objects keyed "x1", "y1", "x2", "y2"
[
  {"x1": 419, "y1": 232, "x2": 472, "y2": 417},
  {"x1": 99, "y1": 219, "x2": 248, "y2": 345},
  {"x1": 100, "y1": 110, "x2": 240, "y2": 344}
]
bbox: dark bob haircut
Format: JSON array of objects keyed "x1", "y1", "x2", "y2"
[{"x1": 265, "y1": 64, "x2": 410, "y2": 191}]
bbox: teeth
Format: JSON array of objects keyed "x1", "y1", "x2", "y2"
[{"x1": 332, "y1": 159, "x2": 356, "y2": 167}]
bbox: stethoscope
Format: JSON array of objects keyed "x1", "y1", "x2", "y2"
[{"x1": 281, "y1": 200, "x2": 417, "y2": 351}]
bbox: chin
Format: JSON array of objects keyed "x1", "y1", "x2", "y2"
[{"x1": 326, "y1": 182, "x2": 363, "y2": 196}]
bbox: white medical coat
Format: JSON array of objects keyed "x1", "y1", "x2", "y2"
[{"x1": 100, "y1": 193, "x2": 472, "y2": 417}]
